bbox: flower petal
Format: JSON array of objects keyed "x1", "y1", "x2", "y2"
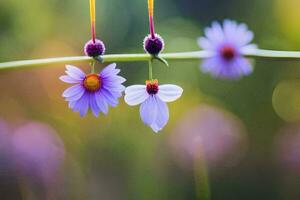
[
  {"x1": 65, "y1": 65, "x2": 85, "y2": 80},
  {"x1": 65, "y1": 88, "x2": 85, "y2": 101},
  {"x1": 157, "y1": 85, "x2": 183, "y2": 102},
  {"x1": 95, "y1": 91, "x2": 109, "y2": 115},
  {"x1": 140, "y1": 96, "x2": 157, "y2": 126},
  {"x1": 124, "y1": 85, "x2": 149, "y2": 106},
  {"x1": 100, "y1": 63, "x2": 119, "y2": 78},
  {"x1": 197, "y1": 37, "x2": 215, "y2": 51},
  {"x1": 150, "y1": 97, "x2": 169, "y2": 133},
  {"x1": 89, "y1": 93, "x2": 101, "y2": 117},
  {"x1": 101, "y1": 89, "x2": 119, "y2": 107},
  {"x1": 59, "y1": 75, "x2": 81, "y2": 84},
  {"x1": 62, "y1": 84, "x2": 84, "y2": 98},
  {"x1": 72, "y1": 93, "x2": 89, "y2": 117}
]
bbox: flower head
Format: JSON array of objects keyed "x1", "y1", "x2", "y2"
[
  {"x1": 143, "y1": 34, "x2": 165, "y2": 55},
  {"x1": 198, "y1": 20, "x2": 257, "y2": 79},
  {"x1": 84, "y1": 39, "x2": 106, "y2": 57},
  {"x1": 124, "y1": 79, "x2": 183, "y2": 133},
  {"x1": 60, "y1": 63, "x2": 126, "y2": 117}
]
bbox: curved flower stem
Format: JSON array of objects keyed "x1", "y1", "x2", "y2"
[{"x1": 1, "y1": 49, "x2": 300, "y2": 71}]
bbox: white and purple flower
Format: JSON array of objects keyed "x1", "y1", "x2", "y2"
[
  {"x1": 124, "y1": 79, "x2": 183, "y2": 133},
  {"x1": 198, "y1": 19, "x2": 257, "y2": 79},
  {"x1": 60, "y1": 63, "x2": 126, "y2": 117}
]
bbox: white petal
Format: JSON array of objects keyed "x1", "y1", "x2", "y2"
[
  {"x1": 124, "y1": 85, "x2": 149, "y2": 106},
  {"x1": 150, "y1": 97, "x2": 169, "y2": 133},
  {"x1": 157, "y1": 84, "x2": 183, "y2": 102},
  {"x1": 140, "y1": 96, "x2": 157, "y2": 126}
]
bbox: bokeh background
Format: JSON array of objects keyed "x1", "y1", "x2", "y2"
[{"x1": 1, "y1": 0, "x2": 300, "y2": 199}]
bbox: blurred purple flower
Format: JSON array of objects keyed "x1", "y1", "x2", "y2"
[
  {"x1": 11, "y1": 122, "x2": 65, "y2": 182},
  {"x1": 124, "y1": 79, "x2": 183, "y2": 133},
  {"x1": 198, "y1": 20, "x2": 257, "y2": 79},
  {"x1": 169, "y1": 105, "x2": 247, "y2": 169},
  {"x1": 60, "y1": 63, "x2": 126, "y2": 117},
  {"x1": 274, "y1": 124, "x2": 300, "y2": 173}
]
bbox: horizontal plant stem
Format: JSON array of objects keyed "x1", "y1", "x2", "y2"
[{"x1": 1, "y1": 49, "x2": 300, "y2": 70}]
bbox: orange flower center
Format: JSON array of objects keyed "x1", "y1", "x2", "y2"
[
  {"x1": 146, "y1": 79, "x2": 159, "y2": 95},
  {"x1": 83, "y1": 74, "x2": 101, "y2": 92}
]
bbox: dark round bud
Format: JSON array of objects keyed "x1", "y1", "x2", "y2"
[
  {"x1": 84, "y1": 39, "x2": 106, "y2": 57},
  {"x1": 143, "y1": 34, "x2": 165, "y2": 55}
]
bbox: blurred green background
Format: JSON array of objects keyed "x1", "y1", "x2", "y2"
[{"x1": 1, "y1": 0, "x2": 300, "y2": 199}]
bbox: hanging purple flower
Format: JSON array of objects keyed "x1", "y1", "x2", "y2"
[
  {"x1": 124, "y1": 79, "x2": 183, "y2": 133},
  {"x1": 198, "y1": 19, "x2": 257, "y2": 79},
  {"x1": 60, "y1": 63, "x2": 126, "y2": 117}
]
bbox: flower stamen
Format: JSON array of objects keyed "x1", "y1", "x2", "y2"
[
  {"x1": 84, "y1": 74, "x2": 101, "y2": 92},
  {"x1": 146, "y1": 79, "x2": 159, "y2": 95}
]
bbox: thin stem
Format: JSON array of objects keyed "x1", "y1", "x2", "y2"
[
  {"x1": 90, "y1": 0, "x2": 96, "y2": 43},
  {"x1": 148, "y1": 0, "x2": 155, "y2": 38},
  {"x1": 194, "y1": 145, "x2": 211, "y2": 200},
  {"x1": 90, "y1": 60, "x2": 95, "y2": 73},
  {"x1": 2, "y1": 49, "x2": 300, "y2": 70},
  {"x1": 148, "y1": 60, "x2": 153, "y2": 80}
]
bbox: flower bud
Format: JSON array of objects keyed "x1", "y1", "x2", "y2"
[
  {"x1": 143, "y1": 34, "x2": 164, "y2": 55},
  {"x1": 84, "y1": 39, "x2": 106, "y2": 57}
]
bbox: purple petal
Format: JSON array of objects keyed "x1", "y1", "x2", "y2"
[
  {"x1": 100, "y1": 63, "x2": 119, "y2": 78},
  {"x1": 204, "y1": 21, "x2": 224, "y2": 44},
  {"x1": 65, "y1": 65, "x2": 85, "y2": 80},
  {"x1": 103, "y1": 84, "x2": 125, "y2": 93},
  {"x1": 103, "y1": 75, "x2": 126, "y2": 84},
  {"x1": 72, "y1": 93, "x2": 89, "y2": 117},
  {"x1": 95, "y1": 91, "x2": 109, "y2": 115},
  {"x1": 201, "y1": 56, "x2": 253, "y2": 79},
  {"x1": 124, "y1": 85, "x2": 148, "y2": 106},
  {"x1": 59, "y1": 75, "x2": 81, "y2": 84},
  {"x1": 197, "y1": 37, "x2": 215, "y2": 51},
  {"x1": 89, "y1": 93, "x2": 101, "y2": 117},
  {"x1": 62, "y1": 84, "x2": 84, "y2": 98},
  {"x1": 140, "y1": 96, "x2": 157, "y2": 126},
  {"x1": 66, "y1": 88, "x2": 85, "y2": 101},
  {"x1": 101, "y1": 89, "x2": 119, "y2": 107}
]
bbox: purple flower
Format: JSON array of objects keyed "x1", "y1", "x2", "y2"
[
  {"x1": 124, "y1": 79, "x2": 183, "y2": 133},
  {"x1": 11, "y1": 122, "x2": 65, "y2": 182},
  {"x1": 198, "y1": 20, "x2": 257, "y2": 79},
  {"x1": 60, "y1": 63, "x2": 126, "y2": 117}
]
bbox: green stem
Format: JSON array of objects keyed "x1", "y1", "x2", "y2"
[
  {"x1": 194, "y1": 145, "x2": 211, "y2": 200},
  {"x1": 1, "y1": 49, "x2": 300, "y2": 70},
  {"x1": 148, "y1": 60, "x2": 153, "y2": 80},
  {"x1": 90, "y1": 60, "x2": 95, "y2": 73}
]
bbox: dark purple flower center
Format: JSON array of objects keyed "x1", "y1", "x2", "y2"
[
  {"x1": 220, "y1": 46, "x2": 236, "y2": 60},
  {"x1": 146, "y1": 80, "x2": 159, "y2": 95},
  {"x1": 83, "y1": 74, "x2": 102, "y2": 92}
]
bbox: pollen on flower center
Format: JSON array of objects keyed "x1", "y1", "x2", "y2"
[
  {"x1": 83, "y1": 74, "x2": 102, "y2": 92},
  {"x1": 220, "y1": 46, "x2": 236, "y2": 60},
  {"x1": 146, "y1": 79, "x2": 159, "y2": 95}
]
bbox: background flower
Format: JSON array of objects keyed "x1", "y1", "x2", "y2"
[
  {"x1": 198, "y1": 20, "x2": 257, "y2": 79},
  {"x1": 169, "y1": 104, "x2": 248, "y2": 170}
]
